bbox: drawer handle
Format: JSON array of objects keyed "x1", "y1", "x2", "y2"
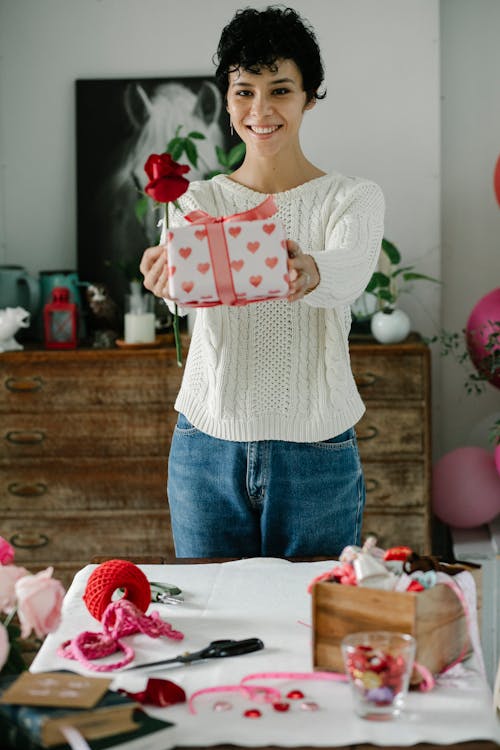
[
  {"x1": 5, "y1": 430, "x2": 45, "y2": 445},
  {"x1": 365, "y1": 478, "x2": 380, "y2": 493},
  {"x1": 8, "y1": 481, "x2": 48, "y2": 497},
  {"x1": 355, "y1": 371, "x2": 378, "y2": 388},
  {"x1": 357, "y1": 425, "x2": 379, "y2": 441},
  {"x1": 5, "y1": 376, "x2": 44, "y2": 393},
  {"x1": 10, "y1": 532, "x2": 49, "y2": 549}
]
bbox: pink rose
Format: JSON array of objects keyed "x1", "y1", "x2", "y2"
[
  {"x1": 0, "y1": 536, "x2": 15, "y2": 565},
  {"x1": 15, "y1": 567, "x2": 65, "y2": 639},
  {"x1": 0, "y1": 564, "x2": 28, "y2": 613},
  {"x1": 0, "y1": 622, "x2": 9, "y2": 671}
]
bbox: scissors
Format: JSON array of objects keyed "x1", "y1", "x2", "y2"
[{"x1": 122, "y1": 637, "x2": 264, "y2": 671}]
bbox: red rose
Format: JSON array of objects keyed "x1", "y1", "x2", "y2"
[{"x1": 144, "y1": 153, "x2": 190, "y2": 203}]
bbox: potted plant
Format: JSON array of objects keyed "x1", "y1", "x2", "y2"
[{"x1": 362, "y1": 238, "x2": 441, "y2": 343}]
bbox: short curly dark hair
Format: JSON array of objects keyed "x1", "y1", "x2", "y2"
[{"x1": 214, "y1": 6, "x2": 326, "y2": 103}]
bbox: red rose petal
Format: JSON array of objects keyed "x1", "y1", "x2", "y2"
[{"x1": 120, "y1": 678, "x2": 186, "y2": 707}]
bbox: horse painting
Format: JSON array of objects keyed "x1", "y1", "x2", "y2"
[{"x1": 77, "y1": 77, "x2": 229, "y2": 307}]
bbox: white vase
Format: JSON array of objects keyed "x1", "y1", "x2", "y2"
[{"x1": 370, "y1": 308, "x2": 411, "y2": 344}]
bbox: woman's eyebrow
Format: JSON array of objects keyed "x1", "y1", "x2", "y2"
[{"x1": 231, "y1": 77, "x2": 297, "y2": 87}]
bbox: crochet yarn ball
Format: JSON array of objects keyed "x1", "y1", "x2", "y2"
[{"x1": 83, "y1": 559, "x2": 151, "y2": 621}]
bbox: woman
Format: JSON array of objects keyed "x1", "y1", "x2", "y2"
[{"x1": 140, "y1": 6, "x2": 385, "y2": 558}]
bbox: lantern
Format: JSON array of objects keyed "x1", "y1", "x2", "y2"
[{"x1": 43, "y1": 286, "x2": 78, "y2": 349}]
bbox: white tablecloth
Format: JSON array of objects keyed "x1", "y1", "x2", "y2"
[{"x1": 31, "y1": 558, "x2": 500, "y2": 748}]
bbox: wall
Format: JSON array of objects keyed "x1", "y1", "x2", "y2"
[
  {"x1": 440, "y1": 0, "x2": 500, "y2": 455},
  {"x1": 0, "y1": 0, "x2": 465, "y2": 454}
]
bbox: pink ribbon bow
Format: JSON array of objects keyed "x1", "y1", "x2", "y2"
[{"x1": 184, "y1": 195, "x2": 278, "y2": 306}]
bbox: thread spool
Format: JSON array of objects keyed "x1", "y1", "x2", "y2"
[{"x1": 83, "y1": 559, "x2": 151, "y2": 621}]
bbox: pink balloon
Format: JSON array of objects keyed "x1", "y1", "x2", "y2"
[
  {"x1": 495, "y1": 154, "x2": 500, "y2": 207},
  {"x1": 466, "y1": 287, "x2": 500, "y2": 389},
  {"x1": 433, "y1": 447, "x2": 500, "y2": 528}
]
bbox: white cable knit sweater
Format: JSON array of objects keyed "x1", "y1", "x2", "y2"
[{"x1": 168, "y1": 172, "x2": 385, "y2": 442}]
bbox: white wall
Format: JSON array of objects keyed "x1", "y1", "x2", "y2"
[
  {"x1": 440, "y1": 0, "x2": 500, "y2": 455},
  {"x1": 8, "y1": 0, "x2": 494, "y2": 458}
]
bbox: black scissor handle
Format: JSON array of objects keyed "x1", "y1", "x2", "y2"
[{"x1": 184, "y1": 638, "x2": 264, "y2": 662}]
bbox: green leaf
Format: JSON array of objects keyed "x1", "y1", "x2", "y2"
[
  {"x1": 378, "y1": 288, "x2": 396, "y2": 303},
  {"x1": 134, "y1": 195, "x2": 149, "y2": 223},
  {"x1": 188, "y1": 130, "x2": 206, "y2": 140},
  {"x1": 169, "y1": 139, "x2": 185, "y2": 161},
  {"x1": 401, "y1": 271, "x2": 441, "y2": 284},
  {"x1": 227, "y1": 142, "x2": 246, "y2": 167},
  {"x1": 365, "y1": 272, "x2": 390, "y2": 291},
  {"x1": 166, "y1": 135, "x2": 183, "y2": 154},
  {"x1": 216, "y1": 145, "x2": 229, "y2": 167},
  {"x1": 381, "y1": 238, "x2": 401, "y2": 265},
  {"x1": 184, "y1": 139, "x2": 199, "y2": 167},
  {"x1": 205, "y1": 169, "x2": 223, "y2": 179}
]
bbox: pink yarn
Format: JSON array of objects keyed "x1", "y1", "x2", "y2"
[{"x1": 58, "y1": 598, "x2": 183, "y2": 672}]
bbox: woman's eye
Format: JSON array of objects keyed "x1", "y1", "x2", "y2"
[
  {"x1": 235, "y1": 90, "x2": 252, "y2": 97},
  {"x1": 273, "y1": 88, "x2": 289, "y2": 95}
]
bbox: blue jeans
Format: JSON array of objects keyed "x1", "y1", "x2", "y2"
[{"x1": 167, "y1": 413, "x2": 366, "y2": 557}]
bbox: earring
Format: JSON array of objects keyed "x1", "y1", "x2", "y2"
[{"x1": 230, "y1": 120, "x2": 234, "y2": 137}]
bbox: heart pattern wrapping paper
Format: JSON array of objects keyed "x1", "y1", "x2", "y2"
[{"x1": 166, "y1": 214, "x2": 290, "y2": 307}]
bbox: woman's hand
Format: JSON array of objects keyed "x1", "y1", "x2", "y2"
[
  {"x1": 139, "y1": 245, "x2": 171, "y2": 299},
  {"x1": 286, "y1": 240, "x2": 320, "y2": 302}
]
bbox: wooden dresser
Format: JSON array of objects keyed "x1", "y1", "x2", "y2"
[
  {"x1": 0, "y1": 337, "x2": 431, "y2": 588},
  {"x1": 352, "y1": 336, "x2": 432, "y2": 554}
]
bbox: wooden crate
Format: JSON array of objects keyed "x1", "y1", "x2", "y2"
[{"x1": 312, "y1": 565, "x2": 481, "y2": 685}]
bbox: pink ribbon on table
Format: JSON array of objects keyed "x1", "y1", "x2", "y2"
[{"x1": 184, "y1": 195, "x2": 278, "y2": 306}]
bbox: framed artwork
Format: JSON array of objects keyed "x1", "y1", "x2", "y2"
[{"x1": 76, "y1": 76, "x2": 237, "y2": 307}]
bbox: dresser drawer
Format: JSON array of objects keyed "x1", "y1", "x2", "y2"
[
  {"x1": 361, "y1": 509, "x2": 431, "y2": 554},
  {"x1": 1, "y1": 457, "x2": 168, "y2": 510},
  {"x1": 0, "y1": 350, "x2": 182, "y2": 412},
  {"x1": 0, "y1": 408, "x2": 175, "y2": 458},
  {"x1": 2, "y1": 510, "x2": 174, "y2": 564},
  {"x1": 352, "y1": 351, "x2": 427, "y2": 401},
  {"x1": 356, "y1": 406, "x2": 427, "y2": 457},
  {"x1": 363, "y1": 460, "x2": 427, "y2": 509}
]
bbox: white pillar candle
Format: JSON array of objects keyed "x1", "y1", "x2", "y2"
[{"x1": 124, "y1": 312, "x2": 155, "y2": 343}]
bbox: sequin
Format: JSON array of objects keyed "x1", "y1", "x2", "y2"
[
  {"x1": 272, "y1": 702, "x2": 290, "y2": 712},
  {"x1": 244, "y1": 708, "x2": 262, "y2": 718},
  {"x1": 286, "y1": 689, "x2": 305, "y2": 700},
  {"x1": 301, "y1": 701, "x2": 319, "y2": 711},
  {"x1": 213, "y1": 701, "x2": 233, "y2": 712}
]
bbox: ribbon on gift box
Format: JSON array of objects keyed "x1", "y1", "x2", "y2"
[{"x1": 182, "y1": 195, "x2": 279, "y2": 306}]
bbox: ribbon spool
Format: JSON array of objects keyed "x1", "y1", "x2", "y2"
[{"x1": 83, "y1": 559, "x2": 151, "y2": 621}]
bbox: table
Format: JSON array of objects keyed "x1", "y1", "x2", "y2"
[{"x1": 31, "y1": 558, "x2": 500, "y2": 750}]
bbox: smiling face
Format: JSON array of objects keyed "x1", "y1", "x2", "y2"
[{"x1": 226, "y1": 59, "x2": 315, "y2": 161}]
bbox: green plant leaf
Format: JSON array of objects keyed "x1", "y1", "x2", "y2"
[
  {"x1": 381, "y1": 238, "x2": 401, "y2": 265},
  {"x1": 168, "y1": 139, "x2": 184, "y2": 161},
  {"x1": 184, "y1": 139, "x2": 199, "y2": 167},
  {"x1": 227, "y1": 142, "x2": 246, "y2": 167},
  {"x1": 188, "y1": 131, "x2": 206, "y2": 140},
  {"x1": 134, "y1": 195, "x2": 149, "y2": 223},
  {"x1": 365, "y1": 272, "x2": 390, "y2": 291},
  {"x1": 216, "y1": 145, "x2": 229, "y2": 167},
  {"x1": 402, "y1": 271, "x2": 442, "y2": 283}
]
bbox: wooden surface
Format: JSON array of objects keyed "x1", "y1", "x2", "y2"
[{"x1": 1, "y1": 337, "x2": 432, "y2": 589}]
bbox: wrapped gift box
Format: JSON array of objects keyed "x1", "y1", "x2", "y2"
[
  {"x1": 311, "y1": 563, "x2": 482, "y2": 685},
  {"x1": 166, "y1": 197, "x2": 289, "y2": 307}
]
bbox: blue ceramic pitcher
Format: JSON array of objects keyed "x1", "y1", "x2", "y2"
[{"x1": 0, "y1": 265, "x2": 40, "y2": 314}]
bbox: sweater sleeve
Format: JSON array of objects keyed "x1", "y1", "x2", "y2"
[{"x1": 304, "y1": 180, "x2": 385, "y2": 309}]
